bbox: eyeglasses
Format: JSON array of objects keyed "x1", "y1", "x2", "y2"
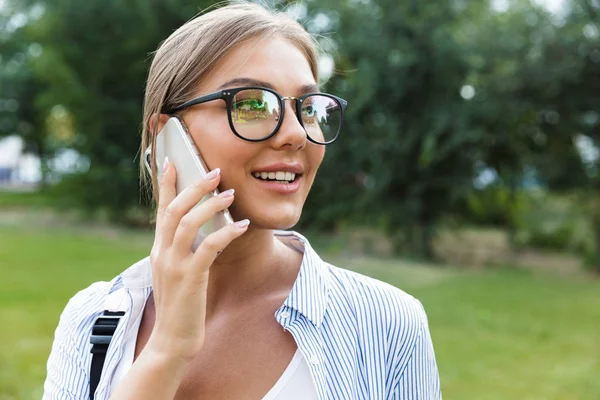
[{"x1": 166, "y1": 86, "x2": 348, "y2": 145}]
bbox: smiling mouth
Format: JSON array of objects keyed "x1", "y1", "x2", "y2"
[{"x1": 252, "y1": 171, "x2": 301, "y2": 184}]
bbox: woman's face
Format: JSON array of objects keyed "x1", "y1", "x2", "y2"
[{"x1": 179, "y1": 37, "x2": 325, "y2": 229}]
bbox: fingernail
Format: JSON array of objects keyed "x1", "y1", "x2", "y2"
[
  {"x1": 163, "y1": 157, "x2": 169, "y2": 173},
  {"x1": 205, "y1": 168, "x2": 220, "y2": 180},
  {"x1": 218, "y1": 189, "x2": 235, "y2": 198},
  {"x1": 234, "y1": 219, "x2": 250, "y2": 229}
]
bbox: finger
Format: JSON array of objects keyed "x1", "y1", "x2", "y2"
[
  {"x1": 155, "y1": 157, "x2": 177, "y2": 245},
  {"x1": 160, "y1": 168, "x2": 221, "y2": 248},
  {"x1": 172, "y1": 189, "x2": 236, "y2": 254},
  {"x1": 190, "y1": 220, "x2": 250, "y2": 270}
]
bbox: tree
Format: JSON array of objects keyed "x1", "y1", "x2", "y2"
[
  {"x1": 27, "y1": 0, "x2": 214, "y2": 220},
  {"x1": 302, "y1": 0, "x2": 487, "y2": 257},
  {"x1": 0, "y1": 2, "x2": 48, "y2": 181},
  {"x1": 447, "y1": 0, "x2": 600, "y2": 269},
  {"x1": 530, "y1": 0, "x2": 600, "y2": 270}
]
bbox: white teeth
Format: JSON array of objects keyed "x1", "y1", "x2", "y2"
[{"x1": 254, "y1": 171, "x2": 298, "y2": 182}]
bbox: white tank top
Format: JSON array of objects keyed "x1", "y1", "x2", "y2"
[
  {"x1": 111, "y1": 307, "x2": 318, "y2": 399},
  {"x1": 261, "y1": 348, "x2": 318, "y2": 400}
]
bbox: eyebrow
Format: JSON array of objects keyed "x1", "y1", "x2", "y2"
[{"x1": 217, "y1": 77, "x2": 320, "y2": 96}]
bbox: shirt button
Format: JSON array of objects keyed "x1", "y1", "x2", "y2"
[
  {"x1": 280, "y1": 311, "x2": 290, "y2": 318},
  {"x1": 310, "y1": 355, "x2": 320, "y2": 365}
]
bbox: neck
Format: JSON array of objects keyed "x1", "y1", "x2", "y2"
[{"x1": 205, "y1": 227, "x2": 300, "y2": 315}]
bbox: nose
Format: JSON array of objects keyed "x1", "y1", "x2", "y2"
[{"x1": 270, "y1": 99, "x2": 307, "y2": 151}]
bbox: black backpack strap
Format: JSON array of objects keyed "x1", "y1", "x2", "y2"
[{"x1": 89, "y1": 310, "x2": 125, "y2": 400}]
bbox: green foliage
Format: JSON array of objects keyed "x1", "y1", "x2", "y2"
[
  {"x1": 464, "y1": 186, "x2": 532, "y2": 227},
  {"x1": 462, "y1": 186, "x2": 596, "y2": 258},
  {"x1": 301, "y1": 0, "x2": 600, "y2": 263},
  {"x1": 0, "y1": 189, "x2": 53, "y2": 208},
  {"x1": 302, "y1": 0, "x2": 480, "y2": 258},
  {"x1": 0, "y1": 3, "x2": 48, "y2": 177},
  {"x1": 2, "y1": 0, "x2": 599, "y2": 262},
  {"x1": 513, "y1": 193, "x2": 595, "y2": 257},
  {"x1": 22, "y1": 0, "x2": 216, "y2": 220}
]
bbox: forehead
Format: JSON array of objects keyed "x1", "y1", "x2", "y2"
[{"x1": 198, "y1": 36, "x2": 317, "y2": 95}]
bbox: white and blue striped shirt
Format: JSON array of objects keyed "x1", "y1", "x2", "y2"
[{"x1": 44, "y1": 231, "x2": 441, "y2": 399}]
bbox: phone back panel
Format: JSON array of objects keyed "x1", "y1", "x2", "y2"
[{"x1": 152, "y1": 117, "x2": 233, "y2": 251}]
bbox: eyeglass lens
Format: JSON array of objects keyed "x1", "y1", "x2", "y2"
[{"x1": 231, "y1": 89, "x2": 341, "y2": 143}]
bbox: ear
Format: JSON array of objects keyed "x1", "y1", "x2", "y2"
[{"x1": 148, "y1": 113, "x2": 171, "y2": 135}]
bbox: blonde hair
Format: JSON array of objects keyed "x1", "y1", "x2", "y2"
[{"x1": 140, "y1": 1, "x2": 319, "y2": 203}]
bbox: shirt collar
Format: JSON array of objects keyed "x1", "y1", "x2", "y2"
[
  {"x1": 275, "y1": 230, "x2": 330, "y2": 328},
  {"x1": 118, "y1": 230, "x2": 329, "y2": 328}
]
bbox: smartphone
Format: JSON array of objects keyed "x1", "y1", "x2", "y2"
[{"x1": 144, "y1": 117, "x2": 234, "y2": 252}]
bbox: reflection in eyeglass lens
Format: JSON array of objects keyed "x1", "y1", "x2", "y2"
[
  {"x1": 302, "y1": 95, "x2": 341, "y2": 143},
  {"x1": 230, "y1": 90, "x2": 341, "y2": 142},
  {"x1": 232, "y1": 90, "x2": 280, "y2": 139}
]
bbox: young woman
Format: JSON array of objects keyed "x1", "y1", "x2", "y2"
[{"x1": 44, "y1": 3, "x2": 441, "y2": 399}]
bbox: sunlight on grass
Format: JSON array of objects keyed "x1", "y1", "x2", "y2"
[{"x1": 1, "y1": 224, "x2": 599, "y2": 399}]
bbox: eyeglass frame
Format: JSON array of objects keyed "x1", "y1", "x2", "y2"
[{"x1": 165, "y1": 86, "x2": 348, "y2": 145}]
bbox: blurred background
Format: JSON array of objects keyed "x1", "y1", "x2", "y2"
[{"x1": 0, "y1": 0, "x2": 599, "y2": 398}]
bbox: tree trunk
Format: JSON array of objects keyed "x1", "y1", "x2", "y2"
[
  {"x1": 419, "y1": 223, "x2": 436, "y2": 261},
  {"x1": 592, "y1": 218, "x2": 600, "y2": 274},
  {"x1": 34, "y1": 134, "x2": 48, "y2": 189},
  {"x1": 588, "y1": 189, "x2": 600, "y2": 274}
]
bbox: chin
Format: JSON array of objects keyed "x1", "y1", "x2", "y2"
[
  {"x1": 274, "y1": 216, "x2": 301, "y2": 230},
  {"x1": 254, "y1": 212, "x2": 302, "y2": 230},
  {"x1": 231, "y1": 203, "x2": 302, "y2": 230}
]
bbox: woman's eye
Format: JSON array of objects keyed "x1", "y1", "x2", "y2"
[{"x1": 234, "y1": 99, "x2": 266, "y2": 111}]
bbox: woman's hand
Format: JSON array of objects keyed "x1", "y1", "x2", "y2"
[
  {"x1": 109, "y1": 158, "x2": 248, "y2": 399},
  {"x1": 147, "y1": 157, "x2": 249, "y2": 362}
]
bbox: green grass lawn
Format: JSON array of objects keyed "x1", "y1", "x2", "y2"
[{"x1": 1, "y1": 222, "x2": 599, "y2": 399}]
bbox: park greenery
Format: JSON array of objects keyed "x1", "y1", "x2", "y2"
[
  {"x1": 1, "y1": 2, "x2": 599, "y2": 398},
  {"x1": 0, "y1": 0, "x2": 599, "y2": 268},
  {"x1": 1, "y1": 213, "x2": 599, "y2": 399}
]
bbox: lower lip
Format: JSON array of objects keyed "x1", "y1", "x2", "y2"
[{"x1": 253, "y1": 176, "x2": 302, "y2": 194}]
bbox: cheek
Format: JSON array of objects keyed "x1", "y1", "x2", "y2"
[
  {"x1": 308, "y1": 145, "x2": 326, "y2": 178},
  {"x1": 186, "y1": 110, "x2": 243, "y2": 171},
  {"x1": 192, "y1": 137, "x2": 257, "y2": 193}
]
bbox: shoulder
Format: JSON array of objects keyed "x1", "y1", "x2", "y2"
[
  {"x1": 56, "y1": 277, "x2": 121, "y2": 346},
  {"x1": 322, "y1": 261, "x2": 429, "y2": 359},
  {"x1": 325, "y1": 262, "x2": 427, "y2": 327},
  {"x1": 65, "y1": 277, "x2": 118, "y2": 315},
  {"x1": 321, "y1": 262, "x2": 433, "y2": 372},
  {"x1": 44, "y1": 276, "x2": 124, "y2": 398},
  {"x1": 58, "y1": 255, "x2": 149, "y2": 332},
  {"x1": 52, "y1": 250, "x2": 141, "y2": 353}
]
